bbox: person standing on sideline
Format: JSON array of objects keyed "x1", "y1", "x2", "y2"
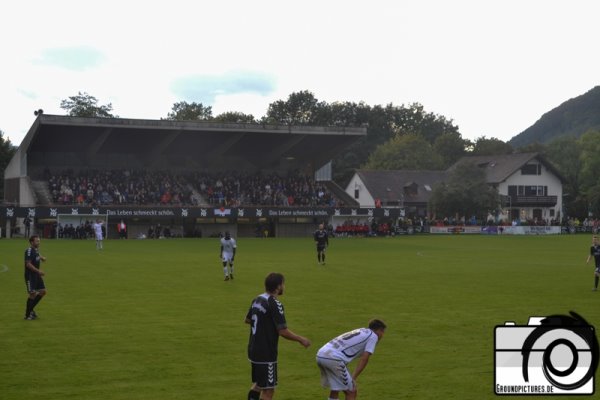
[
  {"x1": 314, "y1": 223, "x2": 329, "y2": 265},
  {"x1": 221, "y1": 231, "x2": 237, "y2": 280},
  {"x1": 93, "y1": 219, "x2": 104, "y2": 250},
  {"x1": 117, "y1": 219, "x2": 127, "y2": 239},
  {"x1": 245, "y1": 272, "x2": 311, "y2": 400},
  {"x1": 24, "y1": 235, "x2": 47, "y2": 320},
  {"x1": 24, "y1": 215, "x2": 32, "y2": 237},
  {"x1": 586, "y1": 235, "x2": 600, "y2": 291},
  {"x1": 316, "y1": 319, "x2": 387, "y2": 400}
]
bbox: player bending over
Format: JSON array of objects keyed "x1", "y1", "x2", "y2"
[{"x1": 316, "y1": 319, "x2": 386, "y2": 399}]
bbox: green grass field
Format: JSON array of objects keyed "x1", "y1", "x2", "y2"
[{"x1": 0, "y1": 234, "x2": 598, "y2": 399}]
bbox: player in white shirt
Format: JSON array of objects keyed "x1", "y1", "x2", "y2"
[
  {"x1": 92, "y1": 220, "x2": 104, "y2": 250},
  {"x1": 220, "y1": 231, "x2": 237, "y2": 281},
  {"x1": 316, "y1": 319, "x2": 386, "y2": 400}
]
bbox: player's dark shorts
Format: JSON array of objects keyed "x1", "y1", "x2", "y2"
[
  {"x1": 316, "y1": 245, "x2": 326, "y2": 252},
  {"x1": 25, "y1": 272, "x2": 45, "y2": 293},
  {"x1": 250, "y1": 361, "x2": 278, "y2": 389}
]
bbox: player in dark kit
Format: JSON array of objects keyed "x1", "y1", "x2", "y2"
[
  {"x1": 24, "y1": 235, "x2": 47, "y2": 320},
  {"x1": 586, "y1": 235, "x2": 600, "y2": 291},
  {"x1": 245, "y1": 272, "x2": 311, "y2": 400},
  {"x1": 314, "y1": 223, "x2": 329, "y2": 265}
]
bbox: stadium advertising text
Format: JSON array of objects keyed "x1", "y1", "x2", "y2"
[
  {"x1": 267, "y1": 209, "x2": 329, "y2": 217},
  {"x1": 1, "y1": 206, "x2": 400, "y2": 219},
  {"x1": 106, "y1": 209, "x2": 176, "y2": 217}
]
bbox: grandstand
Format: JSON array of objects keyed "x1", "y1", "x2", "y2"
[{"x1": 2, "y1": 114, "x2": 401, "y2": 238}]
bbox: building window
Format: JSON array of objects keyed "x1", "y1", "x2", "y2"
[
  {"x1": 521, "y1": 164, "x2": 541, "y2": 175},
  {"x1": 536, "y1": 186, "x2": 546, "y2": 196},
  {"x1": 509, "y1": 185, "x2": 546, "y2": 196}
]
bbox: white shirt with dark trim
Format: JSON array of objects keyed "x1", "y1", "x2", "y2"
[
  {"x1": 317, "y1": 328, "x2": 378, "y2": 363},
  {"x1": 93, "y1": 222, "x2": 103, "y2": 237},
  {"x1": 221, "y1": 237, "x2": 237, "y2": 254}
]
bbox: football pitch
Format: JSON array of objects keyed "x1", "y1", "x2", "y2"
[{"x1": 0, "y1": 234, "x2": 598, "y2": 399}]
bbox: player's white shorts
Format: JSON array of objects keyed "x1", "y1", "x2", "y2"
[
  {"x1": 222, "y1": 252, "x2": 234, "y2": 263},
  {"x1": 95, "y1": 233, "x2": 103, "y2": 241},
  {"x1": 316, "y1": 356, "x2": 354, "y2": 391}
]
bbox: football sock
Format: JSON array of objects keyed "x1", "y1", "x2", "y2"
[
  {"x1": 25, "y1": 298, "x2": 35, "y2": 317},
  {"x1": 32, "y1": 294, "x2": 43, "y2": 308},
  {"x1": 322, "y1": 254, "x2": 326, "y2": 263},
  {"x1": 223, "y1": 266, "x2": 228, "y2": 276},
  {"x1": 230, "y1": 265, "x2": 234, "y2": 275},
  {"x1": 248, "y1": 389, "x2": 260, "y2": 400},
  {"x1": 595, "y1": 276, "x2": 599, "y2": 288}
]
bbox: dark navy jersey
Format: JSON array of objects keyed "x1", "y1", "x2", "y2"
[
  {"x1": 246, "y1": 293, "x2": 287, "y2": 363},
  {"x1": 590, "y1": 244, "x2": 600, "y2": 268},
  {"x1": 314, "y1": 229, "x2": 329, "y2": 246},
  {"x1": 24, "y1": 247, "x2": 41, "y2": 277}
]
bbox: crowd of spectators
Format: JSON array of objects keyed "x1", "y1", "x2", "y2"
[
  {"x1": 191, "y1": 171, "x2": 340, "y2": 207},
  {"x1": 47, "y1": 169, "x2": 194, "y2": 206},
  {"x1": 334, "y1": 220, "x2": 396, "y2": 237},
  {"x1": 564, "y1": 217, "x2": 600, "y2": 233},
  {"x1": 44, "y1": 169, "x2": 342, "y2": 208}
]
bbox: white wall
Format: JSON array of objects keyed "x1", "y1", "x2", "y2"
[
  {"x1": 497, "y1": 160, "x2": 563, "y2": 221},
  {"x1": 344, "y1": 174, "x2": 375, "y2": 207}
]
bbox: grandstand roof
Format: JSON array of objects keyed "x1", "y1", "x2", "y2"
[{"x1": 10, "y1": 114, "x2": 366, "y2": 174}]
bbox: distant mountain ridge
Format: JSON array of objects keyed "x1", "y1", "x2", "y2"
[{"x1": 509, "y1": 86, "x2": 600, "y2": 148}]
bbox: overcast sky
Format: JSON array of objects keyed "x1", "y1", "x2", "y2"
[{"x1": 1, "y1": 0, "x2": 598, "y2": 146}]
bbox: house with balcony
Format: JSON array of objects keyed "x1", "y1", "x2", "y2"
[
  {"x1": 448, "y1": 153, "x2": 565, "y2": 223},
  {"x1": 345, "y1": 152, "x2": 564, "y2": 224}
]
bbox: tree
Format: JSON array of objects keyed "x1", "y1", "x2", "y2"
[
  {"x1": 327, "y1": 101, "x2": 372, "y2": 127},
  {"x1": 60, "y1": 92, "x2": 115, "y2": 117},
  {"x1": 332, "y1": 102, "x2": 459, "y2": 185},
  {"x1": 430, "y1": 161, "x2": 499, "y2": 220},
  {"x1": 165, "y1": 101, "x2": 212, "y2": 121},
  {"x1": 0, "y1": 130, "x2": 17, "y2": 200},
  {"x1": 433, "y1": 132, "x2": 468, "y2": 168},
  {"x1": 471, "y1": 136, "x2": 513, "y2": 155},
  {"x1": 388, "y1": 102, "x2": 459, "y2": 144},
  {"x1": 263, "y1": 90, "x2": 328, "y2": 125},
  {"x1": 515, "y1": 141, "x2": 546, "y2": 154},
  {"x1": 545, "y1": 136, "x2": 582, "y2": 218},
  {"x1": 363, "y1": 134, "x2": 443, "y2": 170},
  {"x1": 212, "y1": 111, "x2": 256, "y2": 124},
  {"x1": 577, "y1": 130, "x2": 600, "y2": 217}
]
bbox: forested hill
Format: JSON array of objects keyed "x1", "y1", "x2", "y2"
[{"x1": 509, "y1": 86, "x2": 600, "y2": 148}]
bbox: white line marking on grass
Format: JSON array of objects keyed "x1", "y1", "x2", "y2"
[{"x1": 0, "y1": 264, "x2": 8, "y2": 273}]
